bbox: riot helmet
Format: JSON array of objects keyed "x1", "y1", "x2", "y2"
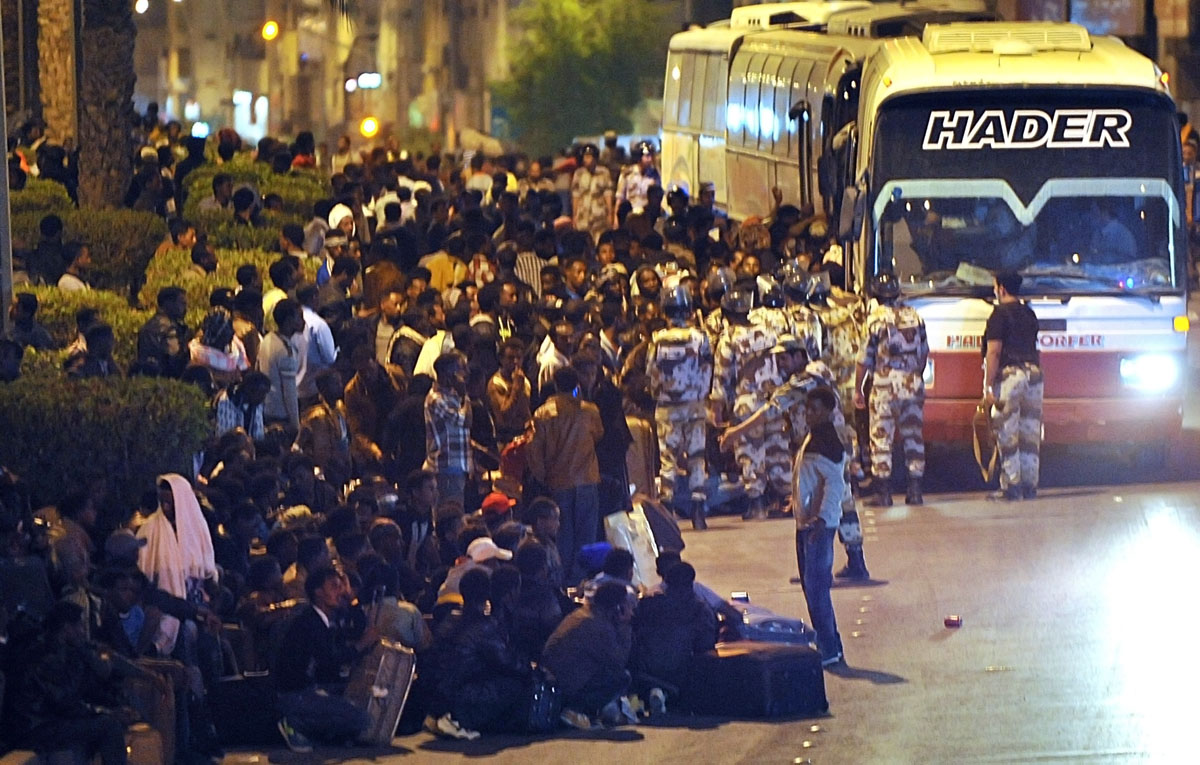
[
  {"x1": 721, "y1": 287, "x2": 756, "y2": 317},
  {"x1": 661, "y1": 283, "x2": 694, "y2": 323},
  {"x1": 869, "y1": 272, "x2": 901, "y2": 302}
]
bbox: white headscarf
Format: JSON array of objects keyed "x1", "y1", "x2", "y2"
[
  {"x1": 328, "y1": 203, "x2": 355, "y2": 236},
  {"x1": 135, "y1": 474, "x2": 216, "y2": 655}
]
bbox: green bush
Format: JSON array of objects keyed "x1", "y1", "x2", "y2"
[
  {"x1": 11, "y1": 209, "x2": 168, "y2": 295},
  {"x1": 139, "y1": 248, "x2": 318, "y2": 317},
  {"x1": 67, "y1": 209, "x2": 168, "y2": 296},
  {"x1": 189, "y1": 210, "x2": 303, "y2": 251},
  {"x1": 18, "y1": 286, "x2": 152, "y2": 366},
  {"x1": 0, "y1": 375, "x2": 211, "y2": 508},
  {"x1": 182, "y1": 156, "x2": 328, "y2": 220},
  {"x1": 10, "y1": 178, "x2": 74, "y2": 216}
]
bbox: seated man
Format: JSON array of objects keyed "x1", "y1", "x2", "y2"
[
  {"x1": 512, "y1": 543, "x2": 567, "y2": 660},
  {"x1": 542, "y1": 580, "x2": 635, "y2": 729},
  {"x1": 581, "y1": 547, "x2": 635, "y2": 603},
  {"x1": 272, "y1": 567, "x2": 374, "y2": 753},
  {"x1": 632, "y1": 562, "x2": 717, "y2": 708},
  {"x1": 428, "y1": 568, "x2": 531, "y2": 738},
  {"x1": 10, "y1": 601, "x2": 132, "y2": 765}
]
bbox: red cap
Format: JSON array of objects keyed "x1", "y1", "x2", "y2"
[{"x1": 481, "y1": 491, "x2": 516, "y2": 516}]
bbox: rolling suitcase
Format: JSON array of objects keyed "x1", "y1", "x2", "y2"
[
  {"x1": 344, "y1": 639, "x2": 417, "y2": 746},
  {"x1": 125, "y1": 723, "x2": 165, "y2": 765},
  {"x1": 683, "y1": 641, "x2": 828, "y2": 718}
]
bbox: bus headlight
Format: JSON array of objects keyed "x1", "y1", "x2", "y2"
[
  {"x1": 922, "y1": 359, "x2": 935, "y2": 389},
  {"x1": 1119, "y1": 354, "x2": 1180, "y2": 392}
]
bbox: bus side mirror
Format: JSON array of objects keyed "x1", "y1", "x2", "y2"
[{"x1": 839, "y1": 185, "x2": 864, "y2": 241}]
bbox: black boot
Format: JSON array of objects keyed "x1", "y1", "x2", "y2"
[
  {"x1": 867, "y1": 481, "x2": 892, "y2": 507},
  {"x1": 906, "y1": 477, "x2": 923, "y2": 506},
  {"x1": 690, "y1": 499, "x2": 708, "y2": 531},
  {"x1": 835, "y1": 545, "x2": 870, "y2": 580},
  {"x1": 743, "y1": 496, "x2": 767, "y2": 520}
]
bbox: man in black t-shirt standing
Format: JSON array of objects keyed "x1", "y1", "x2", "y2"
[{"x1": 983, "y1": 271, "x2": 1042, "y2": 501}]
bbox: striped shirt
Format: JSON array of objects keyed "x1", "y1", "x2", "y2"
[
  {"x1": 423, "y1": 385, "x2": 473, "y2": 476},
  {"x1": 514, "y1": 251, "x2": 556, "y2": 298}
]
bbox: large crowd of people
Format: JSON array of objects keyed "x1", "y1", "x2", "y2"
[{"x1": 1, "y1": 116, "x2": 883, "y2": 762}]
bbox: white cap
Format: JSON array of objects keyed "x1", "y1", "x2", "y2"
[{"x1": 467, "y1": 537, "x2": 513, "y2": 562}]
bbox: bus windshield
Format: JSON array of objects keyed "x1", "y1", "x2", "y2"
[
  {"x1": 875, "y1": 181, "x2": 1178, "y2": 297},
  {"x1": 869, "y1": 89, "x2": 1182, "y2": 297}
]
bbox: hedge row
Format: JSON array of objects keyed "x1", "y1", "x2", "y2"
[
  {"x1": 139, "y1": 247, "x2": 319, "y2": 315},
  {"x1": 19, "y1": 286, "x2": 151, "y2": 366},
  {"x1": 189, "y1": 210, "x2": 304, "y2": 251},
  {"x1": 182, "y1": 155, "x2": 328, "y2": 220},
  {"x1": 12, "y1": 209, "x2": 167, "y2": 295},
  {"x1": 0, "y1": 375, "x2": 210, "y2": 509},
  {"x1": 10, "y1": 178, "x2": 74, "y2": 216}
]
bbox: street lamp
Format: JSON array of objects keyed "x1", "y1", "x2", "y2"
[
  {"x1": 135, "y1": 0, "x2": 149, "y2": 13},
  {"x1": 261, "y1": 20, "x2": 280, "y2": 42},
  {"x1": 360, "y1": 116, "x2": 379, "y2": 138}
]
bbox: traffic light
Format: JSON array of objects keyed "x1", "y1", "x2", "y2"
[
  {"x1": 360, "y1": 117, "x2": 380, "y2": 139},
  {"x1": 261, "y1": 20, "x2": 279, "y2": 42}
]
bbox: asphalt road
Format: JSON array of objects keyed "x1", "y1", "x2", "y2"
[{"x1": 238, "y1": 464, "x2": 1200, "y2": 765}]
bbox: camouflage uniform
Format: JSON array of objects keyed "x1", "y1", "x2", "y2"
[
  {"x1": 713, "y1": 318, "x2": 785, "y2": 501},
  {"x1": 858, "y1": 302, "x2": 929, "y2": 480},
  {"x1": 768, "y1": 364, "x2": 863, "y2": 550},
  {"x1": 571, "y1": 165, "x2": 614, "y2": 240},
  {"x1": 993, "y1": 363, "x2": 1044, "y2": 492},
  {"x1": 648, "y1": 325, "x2": 713, "y2": 506},
  {"x1": 749, "y1": 306, "x2": 795, "y2": 498},
  {"x1": 703, "y1": 307, "x2": 727, "y2": 348},
  {"x1": 786, "y1": 302, "x2": 824, "y2": 361}
]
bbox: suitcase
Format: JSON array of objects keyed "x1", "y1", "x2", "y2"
[
  {"x1": 635, "y1": 495, "x2": 685, "y2": 553},
  {"x1": 734, "y1": 602, "x2": 819, "y2": 645},
  {"x1": 125, "y1": 723, "x2": 164, "y2": 765},
  {"x1": 683, "y1": 641, "x2": 828, "y2": 718},
  {"x1": 344, "y1": 639, "x2": 417, "y2": 746},
  {"x1": 209, "y1": 672, "x2": 281, "y2": 746},
  {"x1": 122, "y1": 660, "x2": 178, "y2": 765},
  {"x1": 603, "y1": 506, "x2": 660, "y2": 590}
]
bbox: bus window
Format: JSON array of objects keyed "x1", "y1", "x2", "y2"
[
  {"x1": 689, "y1": 54, "x2": 708, "y2": 131},
  {"x1": 664, "y1": 51, "x2": 684, "y2": 130},
  {"x1": 758, "y1": 55, "x2": 785, "y2": 155},
  {"x1": 728, "y1": 53, "x2": 750, "y2": 147},
  {"x1": 703, "y1": 53, "x2": 725, "y2": 134},
  {"x1": 742, "y1": 52, "x2": 767, "y2": 146},
  {"x1": 678, "y1": 52, "x2": 696, "y2": 129}
]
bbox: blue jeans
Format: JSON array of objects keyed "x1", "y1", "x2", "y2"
[
  {"x1": 437, "y1": 471, "x2": 467, "y2": 512},
  {"x1": 279, "y1": 686, "x2": 369, "y2": 743},
  {"x1": 796, "y1": 527, "x2": 842, "y2": 661},
  {"x1": 553, "y1": 483, "x2": 600, "y2": 582}
]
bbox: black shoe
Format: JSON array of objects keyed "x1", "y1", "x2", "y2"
[
  {"x1": 743, "y1": 497, "x2": 767, "y2": 520},
  {"x1": 835, "y1": 546, "x2": 870, "y2": 580},
  {"x1": 690, "y1": 499, "x2": 708, "y2": 530},
  {"x1": 905, "y1": 478, "x2": 923, "y2": 506},
  {"x1": 1020, "y1": 485, "x2": 1037, "y2": 499},
  {"x1": 988, "y1": 487, "x2": 1022, "y2": 502},
  {"x1": 866, "y1": 486, "x2": 893, "y2": 507}
]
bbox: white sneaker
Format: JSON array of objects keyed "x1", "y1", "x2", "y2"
[
  {"x1": 618, "y1": 696, "x2": 639, "y2": 724},
  {"x1": 648, "y1": 687, "x2": 667, "y2": 715},
  {"x1": 434, "y1": 713, "x2": 480, "y2": 740},
  {"x1": 821, "y1": 652, "x2": 844, "y2": 667}
]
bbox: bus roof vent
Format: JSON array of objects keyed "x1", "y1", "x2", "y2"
[
  {"x1": 923, "y1": 22, "x2": 1092, "y2": 54},
  {"x1": 729, "y1": 1, "x2": 874, "y2": 29}
]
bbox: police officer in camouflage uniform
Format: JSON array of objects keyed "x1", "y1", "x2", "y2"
[
  {"x1": 748, "y1": 278, "x2": 797, "y2": 513},
  {"x1": 854, "y1": 272, "x2": 929, "y2": 507},
  {"x1": 721, "y1": 334, "x2": 869, "y2": 578},
  {"x1": 648, "y1": 284, "x2": 714, "y2": 530},
  {"x1": 712, "y1": 286, "x2": 785, "y2": 520}
]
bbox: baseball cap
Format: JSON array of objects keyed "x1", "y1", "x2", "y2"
[
  {"x1": 480, "y1": 492, "x2": 517, "y2": 516},
  {"x1": 105, "y1": 528, "x2": 147, "y2": 562},
  {"x1": 467, "y1": 537, "x2": 513, "y2": 562}
]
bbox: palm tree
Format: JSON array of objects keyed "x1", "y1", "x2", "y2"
[
  {"x1": 36, "y1": 0, "x2": 78, "y2": 144},
  {"x1": 75, "y1": 0, "x2": 137, "y2": 208}
]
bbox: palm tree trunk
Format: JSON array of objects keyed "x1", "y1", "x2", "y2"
[
  {"x1": 36, "y1": 0, "x2": 78, "y2": 143},
  {"x1": 76, "y1": 0, "x2": 136, "y2": 208}
]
